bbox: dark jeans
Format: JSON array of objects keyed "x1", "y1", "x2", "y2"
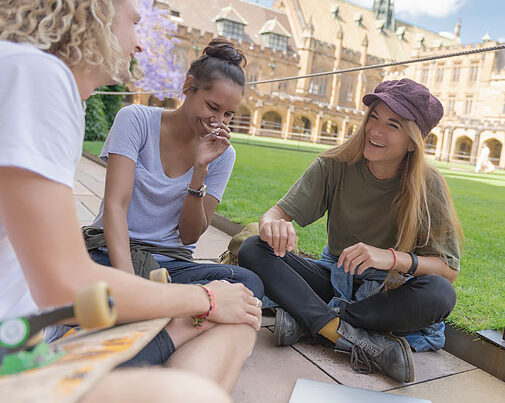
[
  {"x1": 238, "y1": 235, "x2": 456, "y2": 336},
  {"x1": 89, "y1": 249, "x2": 264, "y2": 298}
]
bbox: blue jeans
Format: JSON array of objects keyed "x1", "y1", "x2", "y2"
[{"x1": 88, "y1": 250, "x2": 264, "y2": 298}]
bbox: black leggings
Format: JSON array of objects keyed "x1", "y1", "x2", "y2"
[{"x1": 238, "y1": 236, "x2": 456, "y2": 336}]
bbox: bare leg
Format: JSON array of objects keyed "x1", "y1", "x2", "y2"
[
  {"x1": 81, "y1": 368, "x2": 231, "y2": 403},
  {"x1": 166, "y1": 323, "x2": 256, "y2": 392},
  {"x1": 165, "y1": 317, "x2": 217, "y2": 348}
]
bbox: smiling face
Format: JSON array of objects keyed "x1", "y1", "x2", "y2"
[
  {"x1": 363, "y1": 101, "x2": 415, "y2": 177},
  {"x1": 111, "y1": 0, "x2": 143, "y2": 82},
  {"x1": 183, "y1": 77, "x2": 244, "y2": 136}
]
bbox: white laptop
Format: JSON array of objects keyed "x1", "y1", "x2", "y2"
[{"x1": 289, "y1": 378, "x2": 432, "y2": 403}]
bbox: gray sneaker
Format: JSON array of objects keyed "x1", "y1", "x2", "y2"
[
  {"x1": 273, "y1": 308, "x2": 309, "y2": 346},
  {"x1": 336, "y1": 320, "x2": 415, "y2": 383}
]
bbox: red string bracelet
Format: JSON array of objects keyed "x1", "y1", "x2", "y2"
[
  {"x1": 192, "y1": 284, "x2": 215, "y2": 328},
  {"x1": 388, "y1": 248, "x2": 397, "y2": 271}
]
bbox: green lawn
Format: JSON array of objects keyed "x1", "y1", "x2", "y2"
[{"x1": 84, "y1": 138, "x2": 505, "y2": 333}]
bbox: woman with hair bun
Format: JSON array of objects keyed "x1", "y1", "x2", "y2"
[{"x1": 88, "y1": 38, "x2": 263, "y2": 306}]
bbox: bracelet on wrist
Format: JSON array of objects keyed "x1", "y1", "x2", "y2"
[
  {"x1": 388, "y1": 248, "x2": 397, "y2": 271},
  {"x1": 406, "y1": 252, "x2": 419, "y2": 276},
  {"x1": 192, "y1": 284, "x2": 215, "y2": 328}
]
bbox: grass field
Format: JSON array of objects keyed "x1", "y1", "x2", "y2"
[{"x1": 83, "y1": 138, "x2": 505, "y2": 333}]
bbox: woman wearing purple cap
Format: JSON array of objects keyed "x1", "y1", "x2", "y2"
[{"x1": 238, "y1": 78, "x2": 462, "y2": 383}]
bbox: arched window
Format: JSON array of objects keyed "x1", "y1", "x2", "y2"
[
  {"x1": 425, "y1": 133, "x2": 438, "y2": 155},
  {"x1": 454, "y1": 136, "x2": 473, "y2": 161},
  {"x1": 229, "y1": 105, "x2": 251, "y2": 134},
  {"x1": 292, "y1": 116, "x2": 312, "y2": 138},
  {"x1": 485, "y1": 139, "x2": 503, "y2": 164},
  {"x1": 261, "y1": 111, "x2": 283, "y2": 136}
]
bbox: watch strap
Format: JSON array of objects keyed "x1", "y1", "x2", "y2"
[
  {"x1": 407, "y1": 252, "x2": 419, "y2": 276},
  {"x1": 187, "y1": 183, "x2": 207, "y2": 197}
]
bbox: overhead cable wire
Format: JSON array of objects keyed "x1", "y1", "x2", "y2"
[
  {"x1": 92, "y1": 43, "x2": 505, "y2": 95},
  {"x1": 248, "y1": 43, "x2": 505, "y2": 85}
]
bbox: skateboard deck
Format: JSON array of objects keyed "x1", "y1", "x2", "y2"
[{"x1": 0, "y1": 317, "x2": 169, "y2": 403}]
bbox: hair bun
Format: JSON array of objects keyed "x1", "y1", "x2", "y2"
[{"x1": 203, "y1": 38, "x2": 247, "y2": 68}]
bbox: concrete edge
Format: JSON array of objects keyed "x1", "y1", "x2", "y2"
[
  {"x1": 83, "y1": 150, "x2": 106, "y2": 167},
  {"x1": 444, "y1": 324, "x2": 505, "y2": 381},
  {"x1": 81, "y1": 152, "x2": 505, "y2": 382}
]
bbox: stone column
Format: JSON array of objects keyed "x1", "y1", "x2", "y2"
[
  {"x1": 312, "y1": 113, "x2": 323, "y2": 143},
  {"x1": 330, "y1": 26, "x2": 344, "y2": 106},
  {"x1": 469, "y1": 129, "x2": 482, "y2": 164},
  {"x1": 250, "y1": 106, "x2": 262, "y2": 137},
  {"x1": 283, "y1": 106, "x2": 294, "y2": 139},
  {"x1": 444, "y1": 128, "x2": 455, "y2": 162},
  {"x1": 339, "y1": 119, "x2": 349, "y2": 144},
  {"x1": 354, "y1": 35, "x2": 369, "y2": 111},
  {"x1": 296, "y1": 22, "x2": 315, "y2": 95}
]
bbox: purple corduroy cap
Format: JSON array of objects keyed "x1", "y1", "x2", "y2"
[{"x1": 362, "y1": 78, "x2": 444, "y2": 138}]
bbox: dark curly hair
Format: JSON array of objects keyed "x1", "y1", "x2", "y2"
[{"x1": 187, "y1": 38, "x2": 247, "y2": 90}]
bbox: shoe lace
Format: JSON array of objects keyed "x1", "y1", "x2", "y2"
[{"x1": 350, "y1": 344, "x2": 374, "y2": 375}]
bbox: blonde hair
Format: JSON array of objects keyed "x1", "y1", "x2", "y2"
[
  {"x1": 321, "y1": 101, "x2": 462, "y2": 261},
  {"x1": 0, "y1": 0, "x2": 126, "y2": 82}
]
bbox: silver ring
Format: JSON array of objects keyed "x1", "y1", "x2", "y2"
[
  {"x1": 219, "y1": 279, "x2": 229, "y2": 283},
  {"x1": 255, "y1": 298, "x2": 260, "y2": 308}
]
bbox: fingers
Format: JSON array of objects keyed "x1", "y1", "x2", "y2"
[
  {"x1": 259, "y1": 222, "x2": 273, "y2": 246},
  {"x1": 245, "y1": 312, "x2": 262, "y2": 331},
  {"x1": 209, "y1": 120, "x2": 231, "y2": 134},
  {"x1": 262, "y1": 219, "x2": 296, "y2": 257}
]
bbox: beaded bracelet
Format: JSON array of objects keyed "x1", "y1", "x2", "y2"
[{"x1": 192, "y1": 284, "x2": 215, "y2": 328}]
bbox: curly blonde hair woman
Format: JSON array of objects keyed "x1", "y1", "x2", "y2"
[
  {"x1": 239, "y1": 79, "x2": 462, "y2": 384},
  {"x1": 0, "y1": 1, "x2": 260, "y2": 401}
]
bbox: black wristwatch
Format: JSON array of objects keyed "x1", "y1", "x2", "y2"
[
  {"x1": 187, "y1": 183, "x2": 207, "y2": 197},
  {"x1": 407, "y1": 252, "x2": 418, "y2": 276}
]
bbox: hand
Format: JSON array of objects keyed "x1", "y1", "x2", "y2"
[
  {"x1": 194, "y1": 121, "x2": 231, "y2": 167},
  {"x1": 338, "y1": 242, "x2": 395, "y2": 275},
  {"x1": 259, "y1": 219, "x2": 297, "y2": 257},
  {"x1": 205, "y1": 281, "x2": 262, "y2": 331}
]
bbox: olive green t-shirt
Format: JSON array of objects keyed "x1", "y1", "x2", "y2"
[{"x1": 278, "y1": 157, "x2": 460, "y2": 271}]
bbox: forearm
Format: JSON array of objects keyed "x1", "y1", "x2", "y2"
[
  {"x1": 259, "y1": 205, "x2": 292, "y2": 229},
  {"x1": 103, "y1": 205, "x2": 135, "y2": 273},
  {"x1": 395, "y1": 252, "x2": 458, "y2": 282},
  {"x1": 36, "y1": 258, "x2": 210, "y2": 322},
  {"x1": 179, "y1": 165, "x2": 209, "y2": 244}
]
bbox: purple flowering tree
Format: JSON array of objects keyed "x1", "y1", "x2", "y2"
[{"x1": 134, "y1": 0, "x2": 185, "y2": 100}]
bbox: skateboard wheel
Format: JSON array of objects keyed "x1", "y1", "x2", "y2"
[
  {"x1": 74, "y1": 282, "x2": 117, "y2": 329},
  {"x1": 149, "y1": 268, "x2": 171, "y2": 283}
]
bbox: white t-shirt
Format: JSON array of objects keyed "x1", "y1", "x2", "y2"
[{"x1": 0, "y1": 41, "x2": 84, "y2": 320}]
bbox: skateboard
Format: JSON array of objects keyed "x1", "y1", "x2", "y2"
[{"x1": 0, "y1": 269, "x2": 171, "y2": 403}]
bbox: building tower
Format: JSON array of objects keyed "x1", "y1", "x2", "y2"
[{"x1": 373, "y1": 0, "x2": 395, "y2": 30}]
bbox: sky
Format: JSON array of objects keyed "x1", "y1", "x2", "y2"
[{"x1": 248, "y1": 0, "x2": 505, "y2": 44}]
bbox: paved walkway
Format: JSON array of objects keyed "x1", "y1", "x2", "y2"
[{"x1": 74, "y1": 156, "x2": 505, "y2": 403}]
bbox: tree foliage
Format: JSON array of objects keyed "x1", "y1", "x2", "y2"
[{"x1": 85, "y1": 0, "x2": 183, "y2": 140}]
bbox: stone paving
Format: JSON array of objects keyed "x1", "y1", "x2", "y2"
[{"x1": 74, "y1": 156, "x2": 505, "y2": 403}]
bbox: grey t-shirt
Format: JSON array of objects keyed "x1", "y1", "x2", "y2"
[
  {"x1": 93, "y1": 104, "x2": 236, "y2": 253},
  {"x1": 278, "y1": 157, "x2": 460, "y2": 270}
]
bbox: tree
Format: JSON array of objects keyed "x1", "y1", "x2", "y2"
[
  {"x1": 134, "y1": 0, "x2": 184, "y2": 100},
  {"x1": 85, "y1": 1, "x2": 183, "y2": 140}
]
